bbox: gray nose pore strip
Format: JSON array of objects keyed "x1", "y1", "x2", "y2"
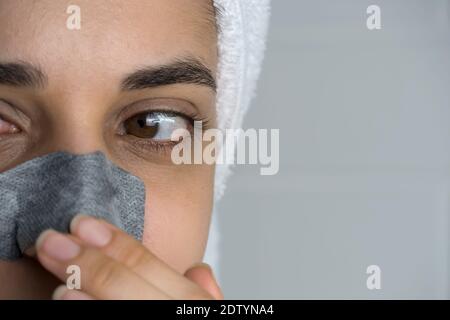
[{"x1": 0, "y1": 151, "x2": 146, "y2": 260}]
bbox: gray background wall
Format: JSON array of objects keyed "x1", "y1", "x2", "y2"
[{"x1": 217, "y1": 0, "x2": 450, "y2": 299}]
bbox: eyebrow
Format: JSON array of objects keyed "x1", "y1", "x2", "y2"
[
  {"x1": 0, "y1": 57, "x2": 216, "y2": 92},
  {"x1": 121, "y1": 57, "x2": 216, "y2": 92},
  {"x1": 0, "y1": 61, "x2": 47, "y2": 88}
]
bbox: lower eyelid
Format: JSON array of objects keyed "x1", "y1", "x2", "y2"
[
  {"x1": 119, "y1": 132, "x2": 178, "y2": 151},
  {"x1": 116, "y1": 135, "x2": 181, "y2": 165}
]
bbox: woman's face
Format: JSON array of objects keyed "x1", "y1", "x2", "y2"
[{"x1": 0, "y1": 0, "x2": 218, "y2": 298}]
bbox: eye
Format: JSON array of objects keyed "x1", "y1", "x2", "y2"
[
  {"x1": 123, "y1": 111, "x2": 190, "y2": 141},
  {"x1": 0, "y1": 116, "x2": 20, "y2": 135}
]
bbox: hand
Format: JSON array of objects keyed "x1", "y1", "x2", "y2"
[{"x1": 35, "y1": 215, "x2": 224, "y2": 300}]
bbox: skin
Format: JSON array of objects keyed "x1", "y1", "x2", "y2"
[{"x1": 0, "y1": 0, "x2": 222, "y2": 299}]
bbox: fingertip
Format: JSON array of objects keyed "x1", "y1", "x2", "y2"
[
  {"x1": 70, "y1": 214, "x2": 90, "y2": 233},
  {"x1": 35, "y1": 229, "x2": 57, "y2": 252},
  {"x1": 52, "y1": 285, "x2": 68, "y2": 300},
  {"x1": 185, "y1": 263, "x2": 224, "y2": 300},
  {"x1": 24, "y1": 245, "x2": 37, "y2": 258}
]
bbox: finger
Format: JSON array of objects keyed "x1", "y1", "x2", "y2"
[
  {"x1": 53, "y1": 285, "x2": 94, "y2": 300},
  {"x1": 36, "y1": 229, "x2": 172, "y2": 300},
  {"x1": 24, "y1": 246, "x2": 36, "y2": 258},
  {"x1": 184, "y1": 263, "x2": 224, "y2": 300},
  {"x1": 70, "y1": 215, "x2": 213, "y2": 300}
]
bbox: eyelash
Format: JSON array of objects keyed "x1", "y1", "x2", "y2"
[{"x1": 0, "y1": 105, "x2": 212, "y2": 158}]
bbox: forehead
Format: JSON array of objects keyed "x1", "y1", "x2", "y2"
[{"x1": 0, "y1": 0, "x2": 217, "y2": 83}]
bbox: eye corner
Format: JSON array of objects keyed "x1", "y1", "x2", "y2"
[{"x1": 0, "y1": 115, "x2": 22, "y2": 135}]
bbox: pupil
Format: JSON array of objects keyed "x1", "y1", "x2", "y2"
[
  {"x1": 137, "y1": 118, "x2": 146, "y2": 128},
  {"x1": 124, "y1": 113, "x2": 160, "y2": 138}
]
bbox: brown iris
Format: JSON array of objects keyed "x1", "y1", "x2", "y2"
[{"x1": 124, "y1": 113, "x2": 159, "y2": 138}]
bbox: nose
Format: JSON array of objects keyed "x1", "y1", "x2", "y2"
[{"x1": 40, "y1": 101, "x2": 109, "y2": 156}]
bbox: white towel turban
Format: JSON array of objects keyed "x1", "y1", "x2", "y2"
[{"x1": 203, "y1": 0, "x2": 271, "y2": 278}]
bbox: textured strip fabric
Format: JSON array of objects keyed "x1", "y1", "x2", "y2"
[{"x1": 0, "y1": 151, "x2": 146, "y2": 260}]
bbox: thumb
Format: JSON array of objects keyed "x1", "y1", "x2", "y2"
[{"x1": 184, "y1": 263, "x2": 224, "y2": 300}]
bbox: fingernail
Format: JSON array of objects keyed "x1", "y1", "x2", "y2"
[
  {"x1": 37, "y1": 230, "x2": 80, "y2": 261},
  {"x1": 192, "y1": 262, "x2": 212, "y2": 272},
  {"x1": 192, "y1": 262, "x2": 216, "y2": 279},
  {"x1": 24, "y1": 246, "x2": 37, "y2": 258},
  {"x1": 72, "y1": 216, "x2": 112, "y2": 247}
]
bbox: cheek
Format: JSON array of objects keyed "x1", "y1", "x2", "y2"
[{"x1": 140, "y1": 169, "x2": 214, "y2": 273}]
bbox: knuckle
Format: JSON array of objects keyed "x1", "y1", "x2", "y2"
[
  {"x1": 90, "y1": 259, "x2": 121, "y2": 289},
  {"x1": 119, "y1": 246, "x2": 151, "y2": 269}
]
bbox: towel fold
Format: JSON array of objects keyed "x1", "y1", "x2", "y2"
[{"x1": 204, "y1": 0, "x2": 271, "y2": 276}]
